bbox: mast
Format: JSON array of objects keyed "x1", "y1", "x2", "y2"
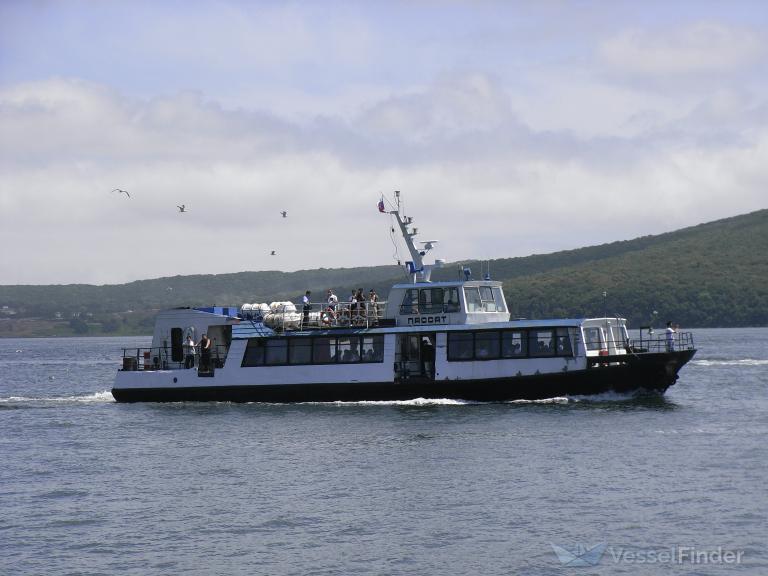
[{"x1": 388, "y1": 191, "x2": 441, "y2": 283}]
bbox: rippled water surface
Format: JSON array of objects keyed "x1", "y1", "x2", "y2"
[{"x1": 1, "y1": 329, "x2": 766, "y2": 575}]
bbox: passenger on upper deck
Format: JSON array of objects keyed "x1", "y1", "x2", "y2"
[
  {"x1": 368, "y1": 289, "x2": 379, "y2": 324},
  {"x1": 327, "y1": 289, "x2": 338, "y2": 311},
  {"x1": 302, "y1": 291, "x2": 312, "y2": 325}
]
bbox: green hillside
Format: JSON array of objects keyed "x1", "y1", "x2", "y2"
[{"x1": 1, "y1": 208, "x2": 766, "y2": 336}]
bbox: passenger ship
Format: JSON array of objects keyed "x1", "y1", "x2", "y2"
[{"x1": 112, "y1": 196, "x2": 696, "y2": 403}]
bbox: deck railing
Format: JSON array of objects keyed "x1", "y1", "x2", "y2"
[
  {"x1": 628, "y1": 331, "x2": 695, "y2": 354},
  {"x1": 120, "y1": 344, "x2": 229, "y2": 371}
]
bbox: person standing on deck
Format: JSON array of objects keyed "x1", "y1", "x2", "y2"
[
  {"x1": 184, "y1": 334, "x2": 196, "y2": 369},
  {"x1": 302, "y1": 291, "x2": 312, "y2": 326},
  {"x1": 666, "y1": 321, "x2": 676, "y2": 352},
  {"x1": 354, "y1": 288, "x2": 365, "y2": 323},
  {"x1": 422, "y1": 337, "x2": 435, "y2": 378},
  {"x1": 368, "y1": 289, "x2": 379, "y2": 325},
  {"x1": 327, "y1": 289, "x2": 338, "y2": 312},
  {"x1": 199, "y1": 334, "x2": 212, "y2": 371}
]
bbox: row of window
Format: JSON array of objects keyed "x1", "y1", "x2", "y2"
[
  {"x1": 399, "y1": 286, "x2": 507, "y2": 315},
  {"x1": 241, "y1": 335, "x2": 385, "y2": 367},
  {"x1": 447, "y1": 328, "x2": 574, "y2": 362}
]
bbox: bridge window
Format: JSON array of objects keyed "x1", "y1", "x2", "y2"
[
  {"x1": 583, "y1": 327, "x2": 604, "y2": 351},
  {"x1": 464, "y1": 286, "x2": 504, "y2": 312},
  {"x1": 444, "y1": 287, "x2": 460, "y2": 312},
  {"x1": 479, "y1": 286, "x2": 498, "y2": 312},
  {"x1": 402, "y1": 287, "x2": 462, "y2": 314},
  {"x1": 400, "y1": 289, "x2": 420, "y2": 315},
  {"x1": 464, "y1": 287, "x2": 482, "y2": 312},
  {"x1": 492, "y1": 287, "x2": 507, "y2": 313},
  {"x1": 419, "y1": 287, "x2": 445, "y2": 314}
]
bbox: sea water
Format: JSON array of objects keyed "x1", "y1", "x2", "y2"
[{"x1": 1, "y1": 329, "x2": 766, "y2": 575}]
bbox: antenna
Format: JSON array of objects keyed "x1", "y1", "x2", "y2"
[{"x1": 386, "y1": 191, "x2": 441, "y2": 283}]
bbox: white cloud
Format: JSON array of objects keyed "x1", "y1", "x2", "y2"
[
  {"x1": 1, "y1": 73, "x2": 766, "y2": 285},
  {"x1": 600, "y1": 21, "x2": 765, "y2": 78}
]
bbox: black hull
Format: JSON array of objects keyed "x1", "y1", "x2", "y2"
[{"x1": 112, "y1": 350, "x2": 696, "y2": 403}]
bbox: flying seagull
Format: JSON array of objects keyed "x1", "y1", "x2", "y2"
[
  {"x1": 112, "y1": 188, "x2": 130, "y2": 198},
  {"x1": 270, "y1": 250, "x2": 276, "y2": 256},
  {"x1": 177, "y1": 205, "x2": 186, "y2": 213},
  {"x1": 280, "y1": 211, "x2": 287, "y2": 218}
]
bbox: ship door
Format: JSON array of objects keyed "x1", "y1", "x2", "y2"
[{"x1": 395, "y1": 333, "x2": 436, "y2": 381}]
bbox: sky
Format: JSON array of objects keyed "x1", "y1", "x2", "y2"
[{"x1": 1, "y1": 0, "x2": 767, "y2": 285}]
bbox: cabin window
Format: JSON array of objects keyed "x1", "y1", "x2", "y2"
[
  {"x1": 464, "y1": 287, "x2": 482, "y2": 312},
  {"x1": 475, "y1": 331, "x2": 500, "y2": 360},
  {"x1": 400, "y1": 289, "x2": 420, "y2": 315},
  {"x1": 556, "y1": 328, "x2": 573, "y2": 356},
  {"x1": 529, "y1": 329, "x2": 555, "y2": 357},
  {"x1": 447, "y1": 332, "x2": 474, "y2": 360},
  {"x1": 583, "y1": 327, "x2": 604, "y2": 351},
  {"x1": 361, "y1": 335, "x2": 384, "y2": 362},
  {"x1": 170, "y1": 327, "x2": 184, "y2": 363},
  {"x1": 242, "y1": 339, "x2": 266, "y2": 367},
  {"x1": 265, "y1": 338, "x2": 288, "y2": 365},
  {"x1": 501, "y1": 331, "x2": 526, "y2": 357},
  {"x1": 289, "y1": 339, "x2": 312, "y2": 364},
  {"x1": 313, "y1": 337, "x2": 336, "y2": 364},
  {"x1": 337, "y1": 336, "x2": 361, "y2": 363}
]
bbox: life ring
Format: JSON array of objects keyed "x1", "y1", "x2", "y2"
[{"x1": 320, "y1": 310, "x2": 334, "y2": 326}]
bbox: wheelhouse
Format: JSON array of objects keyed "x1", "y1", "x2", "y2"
[{"x1": 384, "y1": 280, "x2": 509, "y2": 327}]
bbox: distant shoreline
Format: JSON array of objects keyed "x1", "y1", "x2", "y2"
[{"x1": 1, "y1": 320, "x2": 765, "y2": 339}]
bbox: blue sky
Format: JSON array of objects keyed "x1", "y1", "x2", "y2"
[{"x1": 1, "y1": 1, "x2": 767, "y2": 284}]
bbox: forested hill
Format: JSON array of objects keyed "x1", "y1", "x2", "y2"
[{"x1": 1, "y1": 208, "x2": 766, "y2": 336}]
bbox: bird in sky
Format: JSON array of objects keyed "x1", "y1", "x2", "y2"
[
  {"x1": 280, "y1": 211, "x2": 287, "y2": 218},
  {"x1": 177, "y1": 205, "x2": 186, "y2": 213},
  {"x1": 270, "y1": 250, "x2": 276, "y2": 256},
  {"x1": 112, "y1": 188, "x2": 130, "y2": 198}
]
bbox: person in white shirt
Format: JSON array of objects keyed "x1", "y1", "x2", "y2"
[
  {"x1": 327, "y1": 289, "x2": 338, "y2": 311},
  {"x1": 665, "y1": 321, "x2": 676, "y2": 352},
  {"x1": 184, "y1": 334, "x2": 196, "y2": 369}
]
